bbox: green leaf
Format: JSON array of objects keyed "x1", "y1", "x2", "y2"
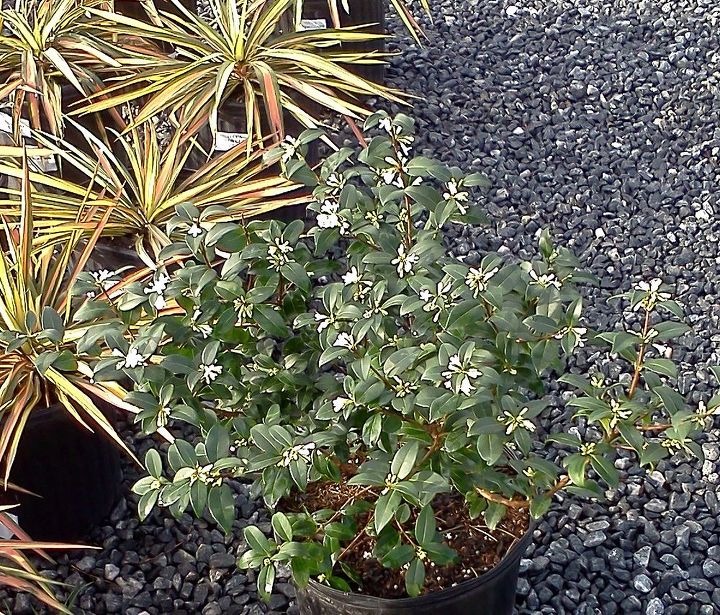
[
  {"x1": 381, "y1": 543, "x2": 414, "y2": 568},
  {"x1": 483, "y1": 501, "x2": 507, "y2": 530},
  {"x1": 205, "y1": 424, "x2": 230, "y2": 461},
  {"x1": 617, "y1": 423, "x2": 645, "y2": 452},
  {"x1": 207, "y1": 485, "x2": 235, "y2": 534},
  {"x1": 374, "y1": 490, "x2": 402, "y2": 533},
  {"x1": 404, "y1": 558, "x2": 425, "y2": 597},
  {"x1": 41, "y1": 306, "x2": 65, "y2": 341},
  {"x1": 271, "y1": 512, "x2": 293, "y2": 542},
  {"x1": 529, "y1": 495, "x2": 551, "y2": 518},
  {"x1": 564, "y1": 454, "x2": 589, "y2": 487},
  {"x1": 391, "y1": 442, "x2": 420, "y2": 480},
  {"x1": 254, "y1": 304, "x2": 290, "y2": 337},
  {"x1": 424, "y1": 542, "x2": 458, "y2": 565},
  {"x1": 643, "y1": 359, "x2": 677, "y2": 378},
  {"x1": 52, "y1": 350, "x2": 78, "y2": 372},
  {"x1": 138, "y1": 490, "x2": 159, "y2": 521},
  {"x1": 145, "y1": 449, "x2": 162, "y2": 478},
  {"x1": 257, "y1": 563, "x2": 276, "y2": 602},
  {"x1": 546, "y1": 433, "x2": 582, "y2": 449},
  {"x1": 477, "y1": 433, "x2": 504, "y2": 465},
  {"x1": 590, "y1": 455, "x2": 619, "y2": 488},
  {"x1": 414, "y1": 505, "x2": 436, "y2": 546},
  {"x1": 190, "y1": 480, "x2": 208, "y2": 518},
  {"x1": 244, "y1": 526, "x2": 273, "y2": 556},
  {"x1": 654, "y1": 386, "x2": 685, "y2": 414},
  {"x1": 651, "y1": 321, "x2": 690, "y2": 342}
]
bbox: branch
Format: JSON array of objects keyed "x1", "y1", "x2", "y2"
[{"x1": 477, "y1": 476, "x2": 570, "y2": 510}]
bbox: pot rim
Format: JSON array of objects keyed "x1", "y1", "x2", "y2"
[{"x1": 301, "y1": 518, "x2": 535, "y2": 606}]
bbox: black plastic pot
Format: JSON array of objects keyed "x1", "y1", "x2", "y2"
[
  {"x1": 9, "y1": 405, "x2": 122, "y2": 541},
  {"x1": 296, "y1": 522, "x2": 533, "y2": 615},
  {"x1": 300, "y1": 0, "x2": 386, "y2": 83},
  {"x1": 114, "y1": 0, "x2": 196, "y2": 21}
]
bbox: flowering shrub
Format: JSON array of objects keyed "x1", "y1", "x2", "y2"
[{"x1": 108, "y1": 113, "x2": 713, "y2": 599}]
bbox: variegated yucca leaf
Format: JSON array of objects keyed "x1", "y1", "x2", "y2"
[
  {"x1": 78, "y1": 0, "x2": 405, "y2": 144},
  {"x1": 0, "y1": 152, "x2": 147, "y2": 488},
  {"x1": 0, "y1": 120, "x2": 306, "y2": 259},
  {"x1": 0, "y1": 503, "x2": 92, "y2": 614},
  {"x1": 0, "y1": 0, "x2": 166, "y2": 138}
]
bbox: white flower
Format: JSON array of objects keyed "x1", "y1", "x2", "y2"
[
  {"x1": 314, "y1": 311, "x2": 334, "y2": 333},
  {"x1": 280, "y1": 135, "x2": 301, "y2": 164},
  {"x1": 277, "y1": 442, "x2": 316, "y2": 467},
  {"x1": 608, "y1": 399, "x2": 632, "y2": 429},
  {"x1": 234, "y1": 297, "x2": 254, "y2": 326},
  {"x1": 391, "y1": 244, "x2": 419, "y2": 278},
  {"x1": 325, "y1": 172, "x2": 346, "y2": 194},
  {"x1": 157, "y1": 405, "x2": 171, "y2": 428},
  {"x1": 343, "y1": 267, "x2": 362, "y2": 285},
  {"x1": 332, "y1": 397, "x2": 352, "y2": 412},
  {"x1": 199, "y1": 361, "x2": 222, "y2": 384},
  {"x1": 90, "y1": 269, "x2": 117, "y2": 289},
  {"x1": 144, "y1": 273, "x2": 170, "y2": 309},
  {"x1": 661, "y1": 436, "x2": 692, "y2": 456},
  {"x1": 267, "y1": 239, "x2": 294, "y2": 271},
  {"x1": 553, "y1": 325, "x2": 587, "y2": 350},
  {"x1": 442, "y1": 353, "x2": 482, "y2": 396},
  {"x1": 190, "y1": 308, "x2": 212, "y2": 338},
  {"x1": 499, "y1": 407, "x2": 536, "y2": 434},
  {"x1": 419, "y1": 278, "x2": 453, "y2": 322},
  {"x1": 113, "y1": 347, "x2": 147, "y2": 370},
  {"x1": 443, "y1": 179, "x2": 470, "y2": 213},
  {"x1": 529, "y1": 269, "x2": 562, "y2": 290},
  {"x1": 465, "y1": 266, "x2": 499, "y2": 297},
  {"x1": 362, "y1": 297, "x2": 388, "y2": 319},
  {"x1": 378, "y1": 117, "x2": 393, "y2": 134},
  {"x1": 391, "y1": 376, "x2": 416, "y2": 398},
  {"x1": 365, "y1": 210, "x2": 384, "y2": 228},
  {"x1": 333, "y1": 332, "x2": 356, "y2": 350},
  {"x1": 187, "y1": 222, "x2": 203, "y2": 237},
  {"x1": 635, "y1": 278, "x2": 671, "y2": 311},
  {"x1": 316, "y1": 199, "x2": 349, "y2": 233},
  {"x1": 378, "y1": 154, "x2": 420, "y2": 189}
]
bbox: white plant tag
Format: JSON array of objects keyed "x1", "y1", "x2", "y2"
[
  {"x1": 0, "y1": 112, "x2": 57, "y2": 172},
  {"x1": 214, "y1": 131, "x2": 248, "y2": 152},
  {"x1": 299, "y1": 18, "x2": 327, "y2": 31},
  {"x1": 0, "y1": 513, "x2": 18, "y2": 540},
  {"x1": 0, "y1": 111, "x2": 30, "y2": 137}
]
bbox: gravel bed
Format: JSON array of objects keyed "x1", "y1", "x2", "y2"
[{"x1": 9, "y1": 0, "x2": 720, "y2": 614}]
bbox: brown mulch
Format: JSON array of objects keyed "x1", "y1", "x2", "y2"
[{"x1": 280, "y1": 478, "x2": 529, "y2": 599}]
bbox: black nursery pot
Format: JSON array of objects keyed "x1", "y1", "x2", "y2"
[
  {"x1": 296, "y1": 522, "x2": 533, "y2": 615},
  {"x1": 300, "y1": 0, "x2": 387, "y2": 84},
  {"x1": 9, "y1": 405, "x2": 122, "y2": 542}
]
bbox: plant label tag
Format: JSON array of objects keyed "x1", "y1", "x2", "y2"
[
  {"x1": 299, "y1": 18, "x2": 327, "y2": 30},
  {"x1": 214, "y1": 131, "x2": 248, "y2": 152},
  {"x1": 30, "y1": 154, "x2": 58, "y2": 173},
  {"x1": 0, "y1": 112, "x2": 57, "y2": 172},
  {"x1": 0, "y1": 513, "x2": 18, "y2": 540},
  {"x1": 0, "y1": 111, "x2": 30, "y2": 137}
]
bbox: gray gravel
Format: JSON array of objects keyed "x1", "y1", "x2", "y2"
[
  {"x1": 9, "y1": 0, "x2": 720, "y2": 613},
  {"x1": 380, "y1": 0, "x2": 720, "y2": 614}
]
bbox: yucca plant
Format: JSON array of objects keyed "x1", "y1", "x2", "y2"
[
  {"x1": 0, "y1": 121, "x2": 309, "y2": 262},
  {"x1": 79, "y1": 0, "x2": 404, "y2": 145},
  {"x1": 0, "y1": 0, "x2": 157, "y2": 139},
  {"x1": 0, "y1": 154, "x2": 145, "y2": 484},
  {"x1": 0, "y1": 503, "x2": 87, "y2": 614}
]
